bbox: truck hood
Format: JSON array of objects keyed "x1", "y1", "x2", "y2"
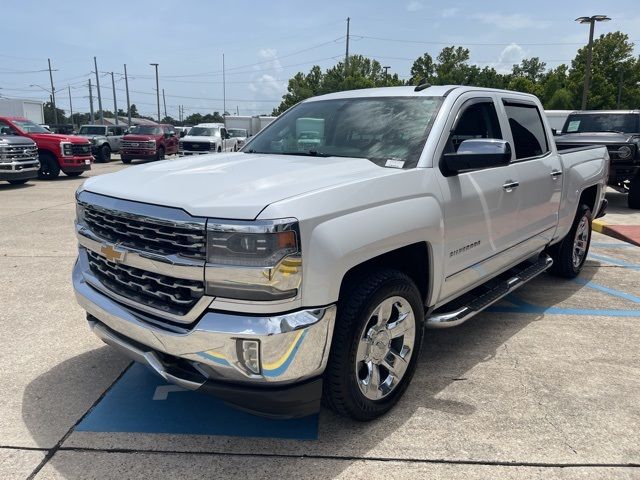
[
  {"x1": 556, "y1": 132, "x2": 637, "y2": 144},
  {"x1": 123, "y1": 134, "x2": 158, "y2": 141},
  {"x1": 28, "y1": 132, "x2": 90, "y2": 144},
  {"x1": 0, "y1": 135, "x2": 36, "y2": 146},
  {"x1": 78, "y1": 134, "x2": 106, "y2": 140},
  {"x1": 82, "y1": 152, "x2": 397, "y2": 219},
  {"x1": 181, "y1": 135, "x2": 216, "y2": 142}
]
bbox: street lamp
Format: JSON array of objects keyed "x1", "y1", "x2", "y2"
[
  {"x1": 150, "y1": 63, "x2": 160, "y2": 123},
  {"x1": 575, "y1": 14, "x2": 611, "y2": 110}
]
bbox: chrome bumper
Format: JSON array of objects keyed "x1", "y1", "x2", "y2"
[
  {"x1": 73, "y1": 251, "x2": 336, "y2": 387},
  {"x1": 0, "y1": 159, "x2": 40, "y2": 177}
]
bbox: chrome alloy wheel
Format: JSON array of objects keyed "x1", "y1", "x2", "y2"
[
  {"x1": 355, "y1": 296, "x2": 416, "y2": 401},
  {"x1": 572, "y1": 215, "x2": 589, "y2": 268}
]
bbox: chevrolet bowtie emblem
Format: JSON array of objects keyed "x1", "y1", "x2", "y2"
[{"x1": 100, "y1": 244, "x2": 125, "y2": 263}]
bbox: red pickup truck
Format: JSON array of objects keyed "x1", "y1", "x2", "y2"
[
  {"x1": 0, "y1": 116, "x2": 92, "y2": 179},
  {"x1": 120, "y1": 124, "x2": 178, "y2": 164}
]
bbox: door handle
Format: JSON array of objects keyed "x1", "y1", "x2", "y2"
[
  {"x1": 550, "y1": 170, "x2": 563, "y2": 178},
  {"x1": 502, "y1": 180, "x2": 519, "y2": 191}
]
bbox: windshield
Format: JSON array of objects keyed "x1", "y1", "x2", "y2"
[
  {"x1": 129, "y1": 126, "x2": 162, "y2": 135},
  {"x1": 244, "y1": 96, "x2": 443, "y2": 168},
  {"x1": 78, "y1": 126, "x2": 106, "y2": 135},
  {"x1": 12, "y1": 120, "x2": 51, "y2": 134},
  {"x1": 189, "y1": 127, "x2": 219, "y2": 137},
  {"x1": 228, "y1": 128, "x2": 247, "y2": 137},
  {"x1": 563, "y1": 113, "x2": 639, "y2": 134}
]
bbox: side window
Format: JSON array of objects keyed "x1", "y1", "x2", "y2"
[
  {"x1": 0, "y1": 120, "x2": 14, "y2": 135},
  {"x1": 220, "y1": 128, "x2": 227, "y2": 138},
  {"x1": 114, "y1": 127, "x2": 123, "y2": 135},
  {"x1": 448, "y1": 101, "x2": 502, "y2": 153},
  {"x1": 503, "y1": 102, "x2": 549, "y2": 159},
  {"x1": 107, "y1": 126, "x2": 115, "y2": 135}
]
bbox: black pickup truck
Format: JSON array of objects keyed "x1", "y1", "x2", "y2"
[{"x1": 555, "y1": 110, "x2": 640, "y2": 209}]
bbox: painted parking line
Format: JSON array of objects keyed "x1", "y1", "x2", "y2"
[
  {"x1": 587, "y1": 253, "x2": 640, "y2": 270},
  {"x1": 76, "y1": 364, "x2": 319, "y2": 440},
  {"x1": 572, "y1": 277, "x2": 640, "y2": 304}
]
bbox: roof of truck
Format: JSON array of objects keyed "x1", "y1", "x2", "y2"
[
  {"x1": 563, "y1": 110, "x2": 640, "y2": 115},
  {"x1": 304, "y1": 85, "x2": 542, "y2": 103}
]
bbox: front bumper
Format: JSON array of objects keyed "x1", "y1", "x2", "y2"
[
  {"x1": 121, "y1": 148, "x2": 156, "y2": 159},
  {"x1": 179, "y1": 149, "x2": 213, "y2": 156},
  {"x1": 72, "y1": 250, "x2": 336, "y2": 417},
  {"x1": 0, "y1": 159, "x2": 40, "y2": 181},
  {"x1": 60, "y1": 156, "x2": 92, "y2": 172}
]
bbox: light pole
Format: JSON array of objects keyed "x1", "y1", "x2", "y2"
[
  {"x1": 575, "y1": 15, "x2": 611, "y2": 110},
  {"x1": 150, "y1": 63, "x2": 160, "y2": 123},
  {"x1": 383, "y1": 66, "x2": 391, "y2": 85}
]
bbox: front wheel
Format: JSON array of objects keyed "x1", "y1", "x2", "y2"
[
  {"x1": 548, "y1": 204, "x2": 592, "y2": 278},
  {"x1": 99, "y1": 144, "x2": 111, "y2": 162},
  {"x1": 323, "y1": 270, "x2": 424, "y2": 421},
  {"x1": 65, "y1": 171, "x2": 83, "y2": 177},
  {"x1": 121, "y1": 156, "x2": 132, "y2": 164},
  {"x1": 155, "y1": 147, "x2": 165, "y2": 161},
  {"x1": 628, "y1": 173, "x2": 640, "y2": 209},
  {"x1": 37, "y1": 152, "x2": 60, "y2": 180},
  {"x1": 8, "y1": 179, "x2": 29, "y2": 185}
]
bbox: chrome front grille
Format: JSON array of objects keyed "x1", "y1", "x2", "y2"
[
  {"x1": 0, "y1": 144, "x2": 38, "y2": 162},
  {"x1": 82, "y1": 203, "x2": 206, "y2": 259},
  {"x1": 87, "y1": 250, "x2": 204, "y2": 316},
  {"x1": 122, "y1": 140, "x2": 154, "y2": 149},
  {"x1": 182, "y1": 141, "x2": 211, "y2": 151}
]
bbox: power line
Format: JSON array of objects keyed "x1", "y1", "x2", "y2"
[{"x1": 352, "y1": 34, "x2": 595, "y2": 46}]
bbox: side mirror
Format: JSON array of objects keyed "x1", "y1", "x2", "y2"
[
  {"x1": 442, "y1": 139, "x2": 511, "y2": 176},
  {"x1": 180, "y1": 130, "x2": 186, "y2": 137}
]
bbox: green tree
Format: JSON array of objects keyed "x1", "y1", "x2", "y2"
[
  {"x1": 43, "y1": 102, "x2": 67, "y2": 124},
  {"x1": 409, "y1": 53, "x2": 435, "y2": 85},
  {"x1": 435, "y1": 46, "x2": 472, "y2": 84},
  {"x1": 512, "y1": 57, "x2": 547, "y2": 83},
  {"x1": 567, "y1": 31, "x2": 640, "y2": 109}
]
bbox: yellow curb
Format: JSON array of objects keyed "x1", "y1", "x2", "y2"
[{"x1": 592, "y1": 219, "x2": 606, "y2": 233}]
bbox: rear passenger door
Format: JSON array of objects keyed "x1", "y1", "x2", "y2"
[{"x1": 501, "y1": 98, "x2": 563, "y2": 245}]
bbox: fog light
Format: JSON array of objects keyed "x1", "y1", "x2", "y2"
[{"x1": 240, "y1": 339, "x2": 261, "y2": 374}]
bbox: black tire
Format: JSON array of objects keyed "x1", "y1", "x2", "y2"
[
  {"x1": 8, "y1": 179, "x2": 29, "y2": 185},
  {"x1": 121, "y1": 157, "x2": 132, "y2": 164},
  {"x1": 548, "y1": 204, "x2": 592, "y2": 278},
  {"x1": 65, "y1": 171, "x2": 83, "y2": 177},
  {"x1": 99, "y1": 144, "x2": 111, "y2": 162},
  {"x1": 155, "y1": 147, "x2": 165, "y2": 161},
  {"x1": 37, "y1": 152, "x2": 60, "y2": 180},
  {"x1": 217, "y1": 146, "x2": 222, "y2": 153},
  {"x1": 323, "y1": 269, "x2": 425, "y2": 421},
  {"x1": 628, "y1": 174, "x2": 640, "y2": 209}
]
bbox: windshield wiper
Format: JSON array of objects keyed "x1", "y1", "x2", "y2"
[{"x1": 244, "y1": 149, "x2": 331, "y2": 157}]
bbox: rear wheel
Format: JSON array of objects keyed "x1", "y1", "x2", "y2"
[
  {"x1": 323, "y1": 269, "x2": 424, "y2": 421},
  {"x1": 8, "y1": 179, "x2": 29, "y2": 185},
  {"x1": 548, "y1": 204, "x2": 592, "y2": 278},
  {"x1": 628, "y1": 174, "x2": 640, "y2": 209},
  {"x1": 37, "y1": 152, "x2": 60, "y2": 180}
]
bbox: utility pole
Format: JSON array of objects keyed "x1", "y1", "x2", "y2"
[
  {"x1": 68, "y1": 85, "x2": 74, "y2": 129},
  {"x1": 47, "y1": 58, "x2": 58, "y2": 124},
  {"x1": 94, "y1": 57, "x2": 104, "y2": 123},
  {"x1": 576, "y1": 15, "x2": 611, "y2": 110},
  {"x1": 617, "y1": 68, "x2": 623, "y2": 108},
  {"x1": 162, "y1": 89, "x2": 167, "y2": 120},
  {"x1": 150, "y1": 63, "x2": 160, "y2": 123},
  {"x1": 345, "y1": 17, "x2": 350, "y2": 72},
  {"x1": 222, "y1": 53, "x2": 226, "y2": 117},
  {"x1": 236, "y1": 105, "x2": 239, "y2": 116},
  {"x1": 383, "y1": 66, "x2": 390, "y2": 85},
  {"x1": 124, "y1": 64, "x2": 131, "y2": 127},
  {"x1": 88, "y1": 79, "x2": 95, "y2": 124},
  {"x1": 110, "y1": 72, "x2": 119, "y2": 125}
]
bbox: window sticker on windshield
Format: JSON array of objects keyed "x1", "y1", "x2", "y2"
[
  {"x1": 566, "y1": 120, "x2": 581, "y2": 132},
  {"x1": 385, "y1": 159, "x2": 405, "y2": 169}
]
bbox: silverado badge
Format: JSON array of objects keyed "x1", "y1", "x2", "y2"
[{"x1": 100, "y1": 244, "x2": 126, "y2": 263}]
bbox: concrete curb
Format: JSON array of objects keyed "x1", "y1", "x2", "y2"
[{"x1": 593, "y1": 219, "x2": 640, "y2": 247}]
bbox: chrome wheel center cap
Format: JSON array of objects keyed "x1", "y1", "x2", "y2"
[{"x1": 369, "y1": 329, "x2": 391, "y2": 362}]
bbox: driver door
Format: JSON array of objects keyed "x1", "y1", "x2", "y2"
[{"x1": 435, "y1": 94, "x2": 520, "y2": 303}]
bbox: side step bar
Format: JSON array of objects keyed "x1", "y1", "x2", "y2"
[{"x1": 426, "y1": 254, "x2": 553, "y2": 329}]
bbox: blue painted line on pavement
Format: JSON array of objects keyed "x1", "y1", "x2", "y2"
[
  {"x1": 587, "y1": 253, "x2": 640, "y2": 270},
  {"x1": 572, "y1": 278, "x2": 640, "y2": 304},
  {"x1": 76, "y1": 364, "x2": 318, "y2": 440}
]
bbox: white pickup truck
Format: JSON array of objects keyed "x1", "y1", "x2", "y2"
[{"x1": 73, "y1": 85, "x2": 608, "y2": 420}]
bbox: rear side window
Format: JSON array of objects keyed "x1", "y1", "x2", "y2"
[{"x1": 504, "y1": 102, "x2": 549, "y2": 159}]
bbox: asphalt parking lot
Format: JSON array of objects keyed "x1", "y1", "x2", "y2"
[{"x1": 1, "y1": 160, "x2": 639, "y2": 479}]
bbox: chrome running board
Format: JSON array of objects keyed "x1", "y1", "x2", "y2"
[{"x1": 426, "y1": 254, "x2": 553, "y2": 329}]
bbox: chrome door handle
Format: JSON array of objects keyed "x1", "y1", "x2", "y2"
[
  {"x1": 550, "y1": 170, "x2": 563, "y2": 178},
  {"x1": 502, "y1": 181, "x2": 519, "y2": 191}
]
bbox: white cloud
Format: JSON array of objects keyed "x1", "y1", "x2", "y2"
[
  {"x1": 246, "y1": 48, "x2": 287, "y2": 113},
  {"x1": 255, "y1": 48, "x2": 283, "y2": 73},
  {"x1": 441, "y1": 7, "x2": 459, "y2": 18},
  {"x1": 471, "y1": 13, "x2": 551, "y2": 30},
  {"x1": 406, "y1": 1, "x2": 423, "y2": 12},
  {"x1": 493, "y1": 43, "x2": 526, "y2": 73}
]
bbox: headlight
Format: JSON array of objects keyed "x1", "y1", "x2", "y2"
[
  {"x1": 205, "y1": 219, "x2": 301, "y2": 301},
  {"x1": 61, "y1": 142, "x2": 73, "y2": 156},
  {"x1": 147, "y1": 140, "x2": 156, "y2": 148},
  {"x1": 75, "y1": 186, "x2": 86, "y2": 224},
  {"x1": 618, "y1": 145, "x2": 632, "y2": 159}
]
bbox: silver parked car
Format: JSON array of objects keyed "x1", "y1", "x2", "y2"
[{"x1": 78, "y1": 124, "x2": 126, "y2": 162}]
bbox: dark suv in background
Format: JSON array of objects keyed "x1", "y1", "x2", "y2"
[
  {"x1": 555, "y1": 110, "x2": 640, "y2": 208},
  {"x1": 120, "y1": 124, "x2": 178, "y2": 164}
]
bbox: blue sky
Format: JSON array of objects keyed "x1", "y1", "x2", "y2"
[{"x1": 1, "y1": 0, "x2": 639, "y2": 119}]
